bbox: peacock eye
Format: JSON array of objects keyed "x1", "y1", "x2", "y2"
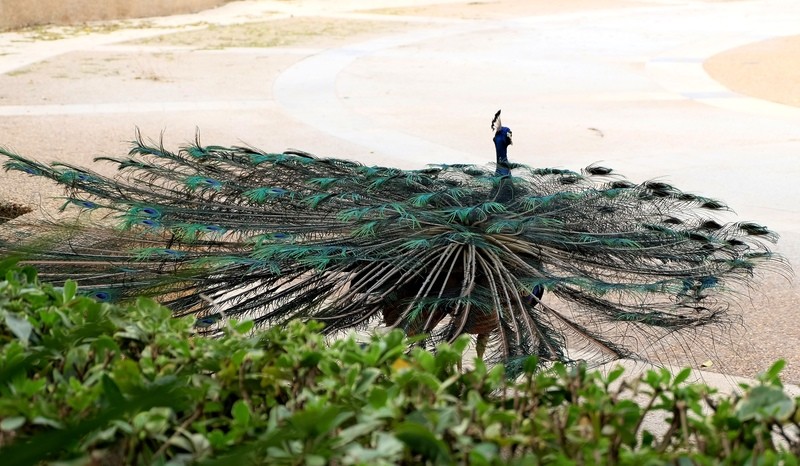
[{"x1": 89, "y1": 291, "x2": 111, "y2": 301}]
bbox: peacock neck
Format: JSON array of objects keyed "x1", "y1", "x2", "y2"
[
  {"x1": 495, "y1": 144, "x2": 508, "y2": 164},
  {"x1": 494, "y1": 137, "x2": 510, "y2": 176}
]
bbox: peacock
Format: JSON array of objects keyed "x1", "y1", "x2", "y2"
[{"x1": 0, "y1": 111, "x2": 786, "y2": 369}]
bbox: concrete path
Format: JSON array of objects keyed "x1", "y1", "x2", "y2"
[{"x1": 0, "y1": 0, "x2": 798, "y2": 384}]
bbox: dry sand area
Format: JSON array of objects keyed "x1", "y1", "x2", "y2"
[
  {"x1": 0, "y1": 0, "x2": 799, "y2": 383},
  {"x1": 705, "y1": 35, "x2": 800, "y2": 108}
]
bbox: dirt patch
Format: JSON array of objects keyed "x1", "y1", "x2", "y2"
[
  {"x1": 0, "y1": 0, "x2": 229, "y2": 31},
  {"x1": 131, "y1": 16, "x2": 416, "y2": 49},
  {"x1": 704, "y1": 35, "x2": 800, "y2": 108},
  {"x1": 0, "y1": 201, "x2": 32, "y2": 224}
]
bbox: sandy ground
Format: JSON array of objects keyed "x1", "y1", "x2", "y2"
[
  {"x1": 365, "y1": 0, "x2": 639, "y2": 18},
  {"x1": 0, "y1": 0, "x2": 799, "y2": 384},
  {"x1": 705, "y1": 35, "x2": 800, "y2": 107}
]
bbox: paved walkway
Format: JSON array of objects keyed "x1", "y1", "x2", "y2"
[{"x1": 0, "y1": 0, "x2": 798, "y2": 383}]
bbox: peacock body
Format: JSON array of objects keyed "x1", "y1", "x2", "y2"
[{"x1": 0, "y1": 111, "x2": 786, "y2": 368}]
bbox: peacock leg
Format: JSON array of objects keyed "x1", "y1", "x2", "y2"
[{"x1": 476, "y1": 333, "x2": 489, "y2": 361}]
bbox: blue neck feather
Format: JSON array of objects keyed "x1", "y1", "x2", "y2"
[{"x1": 493, "y1": 127, "x2": 511, "y2": 176}]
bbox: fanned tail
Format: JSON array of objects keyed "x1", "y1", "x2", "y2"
[{"x1": 0, "y1": 137, "x2": 789, "y2": 367}]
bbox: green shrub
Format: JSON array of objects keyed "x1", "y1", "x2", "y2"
[{"x1": 0, "y1": 260, "x2": 798, "y2": 465}]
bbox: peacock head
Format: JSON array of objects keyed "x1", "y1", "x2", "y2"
[
  {"x1": 491, "y1": 110, "x2": 512, "y2": 160},
  {"x1": 494, "y1": 126, "x2": 512, "y2": 148}
]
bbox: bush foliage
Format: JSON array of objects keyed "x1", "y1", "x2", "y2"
[{"x1": 0, "y1": 260, "x2": 799, "y2": 465}]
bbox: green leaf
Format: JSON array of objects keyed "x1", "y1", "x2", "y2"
[
  {"x1": 31, "y1": 417, "x2": 63, "y2": 429},
  {"x1": 335, "y1": 420, "x2": 383, "y2": 446},
  {"x1": 305, "y1": 455, "x2": 326, "y2": 466},
  {"x1": 4, "y1": 313, "x2": 33, "y2": 345},
  {"x1": 344, "y1": 432, "x2": 404, "y2": 463},
  {"x1": 394, "y1": 422, "x2": 452, "y2": 463},
  {"x1": 232, "y1": 400, "x2": 251, "y2": 427},
  {"x1": 673, "y1": 367, "x2": 692, "y2": 386},
  {"x1": 605, "y1": 365, "x2": 625, "y2": 386},
  {"x1": 62, "y1": 280, "x2": 77, "y2": 302},
  {"x1": 736, "y1": 385, "x2": 795, "y2": 422},
  {"x1": 761, "y1": 359, "x2": 786, "y2": 385},
  {"x1": 0, "y1": 417, "x2": 25, "y2": 431},
  {"x1": 469, "y1": 442, "x2": 499, "y2": 465},
  {"x1": 102, "y1": 374, "x2": 125, "y2": 405},
  {"x1": 233, "y1": 319, "x2": 254, "y2": 335},
  {"x1": 368, "y1": 387, "x2": 388, "y2": 408},
  {"x1": 0, "y1": 256, "x2": 22, "y2": 276},
  {"x1": 289, "y1": 406, "x2": 352, "y2": 437},
  {"x1": 521, "y1": 356, "x2": 539, "y2": 375}
]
